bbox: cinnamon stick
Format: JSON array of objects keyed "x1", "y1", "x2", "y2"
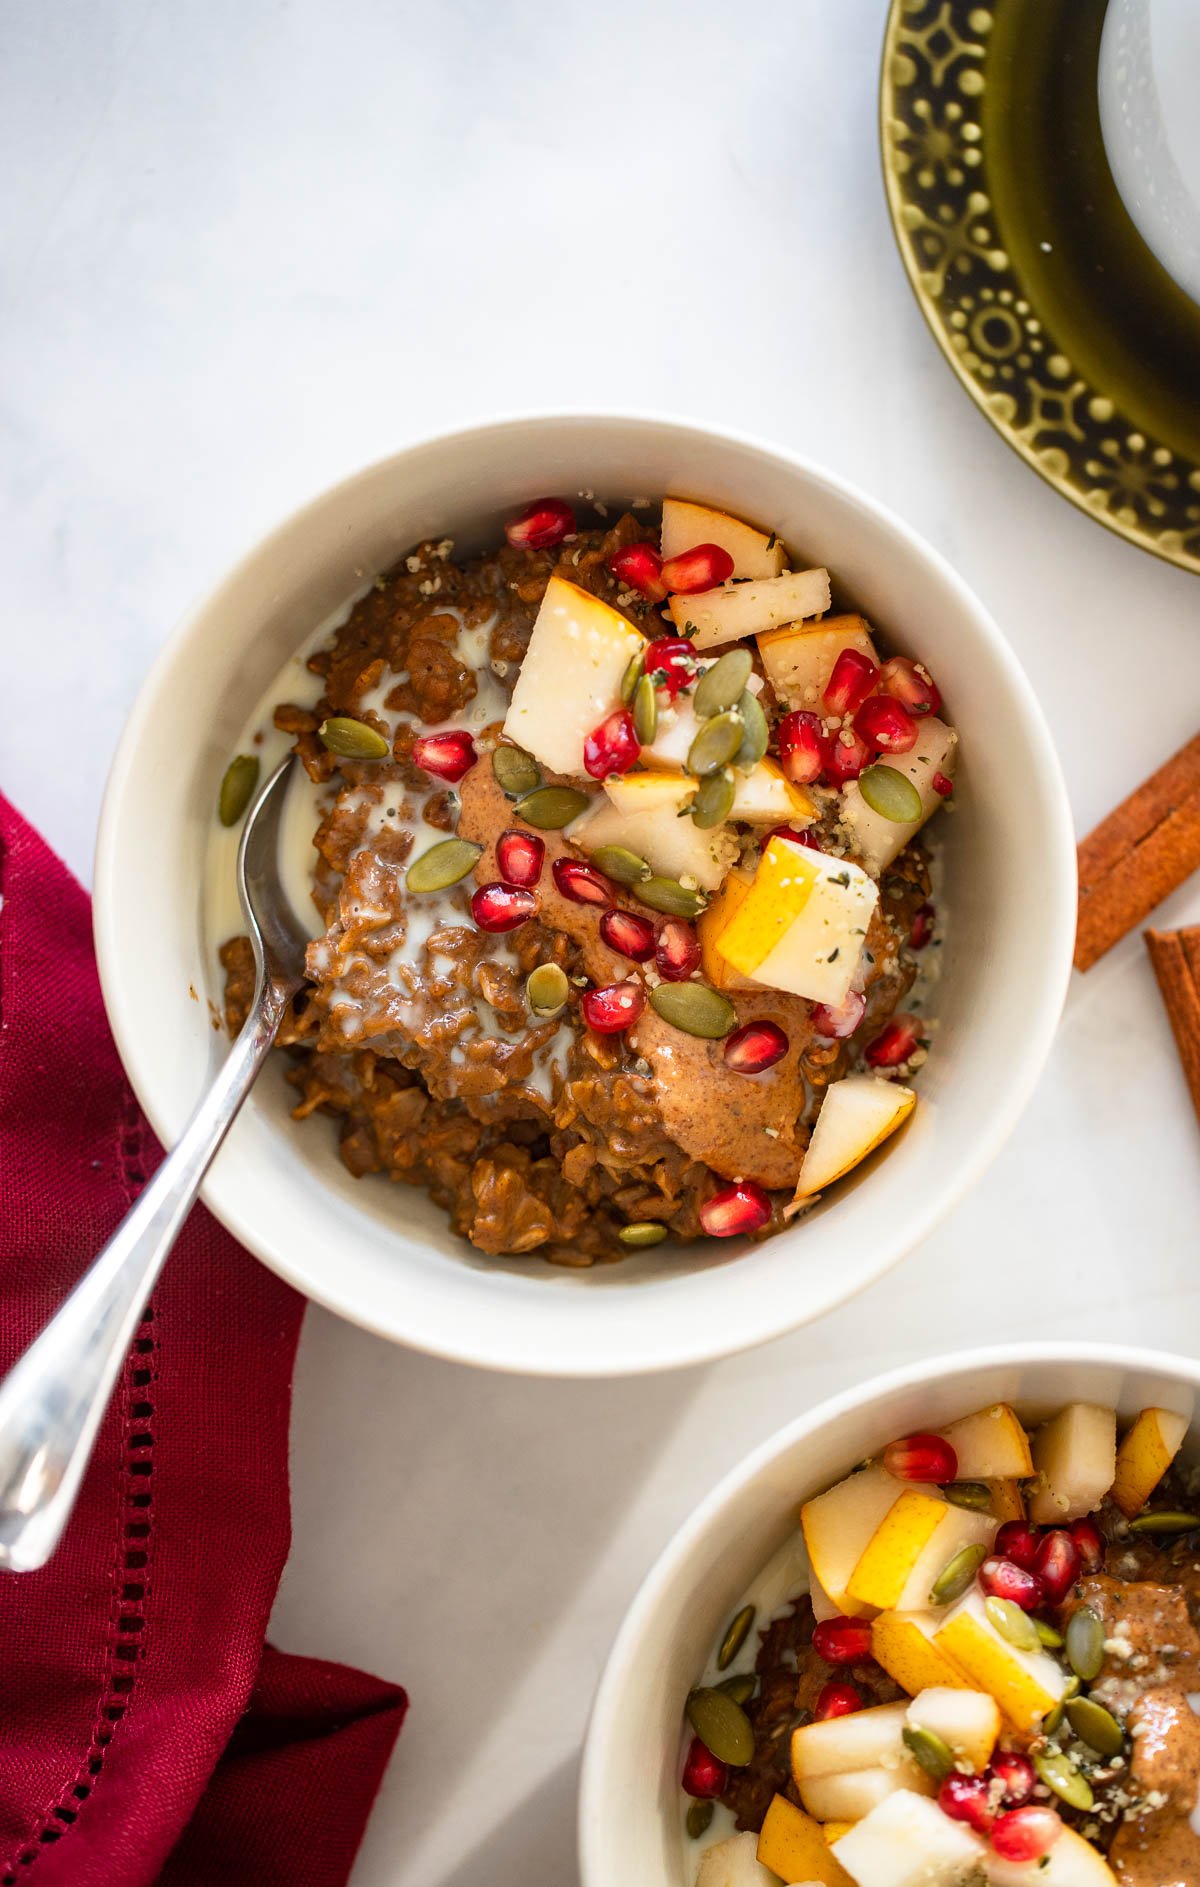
[
  {"x1": 1075, "y1": 732, "x2": 1200, "y2": 971},
  {"x1": 1145, "y1": 926, "x2": 1200, "y2": 1131}
]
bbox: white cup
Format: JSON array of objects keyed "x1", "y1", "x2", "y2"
[{"x1": 1099, "y1": 0, "x2": 1200, "y2": 306}]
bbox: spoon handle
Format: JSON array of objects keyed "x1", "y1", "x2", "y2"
[{"x1": 0, "y1": 978, "x2": 293, "y2": 1572}]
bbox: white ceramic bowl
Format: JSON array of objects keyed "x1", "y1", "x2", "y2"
[
  {"x1": 94, "y1": 414, "x2": 1075, "y2": 1377},
  {"x1": 579, "y1": 1342, "x2": 1200, "y2": 1884}
]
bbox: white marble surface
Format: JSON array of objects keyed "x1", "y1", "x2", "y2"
[{"x1": 3, "y1": 3, "x2": 1200, "y2": 1882}]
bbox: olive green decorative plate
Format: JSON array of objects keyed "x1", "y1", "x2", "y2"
[{"x1": 880, "y1": 0, "x2": 1200, "y2": 574}]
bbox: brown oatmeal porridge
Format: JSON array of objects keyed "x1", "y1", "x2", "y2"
[{"x1": 216, "y1": 493, "x2": 957, "y2": 1266}]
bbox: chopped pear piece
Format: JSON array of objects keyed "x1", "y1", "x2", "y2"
[
  {"x1": 798, "y1": 1764, "x2": 932, "y2": 1825},
  {"x1": 792, "y1": 1702, "x2": 909, "y2": 1780},
  {"x1": 845, "y1": 1491, "x2": 953, "y2": 1611},
  {"x1": 831, "y1": 1790, "x2": 987, "y2": 1887},
  {"x1": 800, "y1": 1464, "x2": 902, "y2": 1614},
  {"x1": 695, "y1": 1831, "x2": 782, "y2": 1887},
  {"x1": 661, "y1": 498, "x2": 787, "y2": 580},
  {"x1": 986, "y1": 1825, "x2": 1119, "y2": 1886},
  {"x1": 757, "y1": 615, "x2": 879, "y2": 712},
  {"x1": 889, "y1": 1507, "x2": 996, "y2": 1614},
  {"x1": 870, "y1": 1610, "x2": 973, "y2": 1698},
  {"x1": 730, "y1": 758, "x2": 816, "y2": 826},
  {"x1": 1111, "y1": 1407, "x2": 1189, "y2": 1518},
  {"x1": 757, "y1": 1795, "x2": 855, "y2": 1887},
  {"x1": 698, "y1": 867, "x2": 758, "y2": 989},
  {"x1": 986, "y1": 1479, "x2": 1027, "y2": 1525},
  {"x1": 839, "y1": 717, "x2": 957, "y2": 876},
  {"x1": 669, "y1": 568, "x2": 831, "y2": 651},
  {"x1": 714, "y1": 837, "x2": 878, "y2": 1006},
  {"x1": 502, "y1": 575, "x2": 643, "y2": 777},
  {"x1": 809, "y1": 1567, "x2": 843, "y2": 1623},
  {"x1": 794, "y1": 1076, "x2": 916, "y2": 1200},
  {"x1": 643, "y1": 694, "x2": 702, "y2": 771},
  {"x1": 933, "y1": 1589, "x2": 1069, "y2": 1733},
  {"x1": 1028, "y1": 1404, "x2": 1117, "y2": 1526},
  {"x1": 822, "y1": 1823, "x2": 857, "y2": 1846},
  {"x1": 576, "y1": 772, "x2": 737, "y2": 892},
  {"x1": 935, "y1": 1405, "x2": 1034, "y2": 1481},
  {"x1": 906, "y1": 1687, "x2": 1000, "y2": 1773}
]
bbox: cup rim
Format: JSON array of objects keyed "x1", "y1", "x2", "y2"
[
  {"x1": 93, "y1": 410, "x2": 1077, "y2": 1374},
  {"x1": 577, "y1": 1338, "x2": 1200, "y2": 1878}
]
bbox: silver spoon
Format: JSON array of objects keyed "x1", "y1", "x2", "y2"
[{"x1": 0, "y1": 756, "x2": 308, "y2": 1571}]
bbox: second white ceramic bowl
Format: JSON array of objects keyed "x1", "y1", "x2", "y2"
[
  {"x1": 579, "y1": 1343, "x2": 1200, "y2": 1885},
  {"x1": 94, "y1": 414, "x2": 1076, "y2": 1376}
]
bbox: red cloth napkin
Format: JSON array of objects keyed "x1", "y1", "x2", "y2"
[{"x1": 0, "y1": 795, "x2": 407, "y2": 1887}]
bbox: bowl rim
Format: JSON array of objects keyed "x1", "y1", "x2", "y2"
[
  {"x1": 93, "y1": 409, "x2": 1078, "y2": 1374},
  {"x1": 577, "y1": 1338, "x2": 1200, "y2": 1880}
]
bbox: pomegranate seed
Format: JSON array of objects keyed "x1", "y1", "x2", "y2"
[
  {"x1": 853, "y1": 694, "x2": 919, "y2": 755},
  {"x1": 471, "y1": 883, "x2": 538, "y2": 933},
  {"x1": 864, "y1": 1015, "x2": 922, "y2": 1068},
  {"x1": 599, "y1": 907, "x2": 656, "y2": 962},
  {"x1": 980, "y1": 1557, "x2": 1044, "y2": 1611},
  {"x1": 655, "y1": 920, "x2": 701, "y2": 982},
  {"x1": 777, "y1": 711, "x2": 824, "y2": 785},
  {"x1": 811, "y1": 1616, "x2": 874, "y2": 1666},
  {"x1": 496, "y1": 829, "x2": 544, "y2": 888},
  {"x1": 581, "y1": 980, "x2": 645, "y2": 1034},
  {"x1": 553, "y1": 857, "x2": 614, "y2": 907},
  {"x1": 699, "y1": 1180, "x2": 772, "y2": 1240},
  {"x1": 681, "y1": 1736, "x2": 728, "y2": 1800},
  {"x1": 724, "y1": 1020, "x2": 789, "y2": 1075},
  {"x1": 883, "y1": 1433, "x2": 958, "y2": 1483},
  {"x1": 932, "y1": 770, "x2": 954, "y2": 798},
  {"x1": 583, "y1": 708, "x2": 640, "y2": 780},
  {"x1": 822, "y1": 726, "x2": 871, "y2": 784},
  {"x1": 767, "y1": 824, "x2": 821, "y2": 851},
  {"x1": 878, "y1": 655, "x2": 941, "y2": 716},
  {"x1": 641, "y1": 637, "x2": 697, "y2": 700},
  {"x1": 1033, "y1": 1531, "x2": 1082, "y2": 1607},
  {"x1": 660, "y1": 543, "x2": 734, "y2": 594},
  {"x1": 990, "y1": 1806, "x2": 1063, "y2": 1864},
  {"x1": 609, "y1": 542, "x2": 668, "y2": 602},
  {"x1": 909, "y1": 901, "x2": 935, "y2": 950},
  {"x1": 411, "y1": 728, "x2": 477, "y2": 782},
  {"x1": 938, "y1": 1773, "x2": 996, "y2": 1836},
  {"x1": 810, "y1": 990, "x2": 866, "y2": 1039},
  {"x1": 504, "y1": 496, "x2": 575, "y2": 551},
  {"x1": 1070, "y1": 1517, "x2": 1105, "y2": 1574},
  {"x1": 995, "y1": 1523, "x2": 1040, "y2": 1572},
  {"x1": 823, "y1": 649, "x2": 878, "y2": 717},
  {"x1": 990, "y1": 1752, "x2": 1035, "y2": 1808},
  {"x1": 814, "y1": 1682, "x2": 863, "y2": 1721}
]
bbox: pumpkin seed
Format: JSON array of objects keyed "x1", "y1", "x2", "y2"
[
  {"x1": 1066, "y1": 1695, "x2": 1125, "y2": 1758},
  {"x1": 1128, "y1": 1510, "x2": 1200, "y2": 1535},
  {"x1": 942, "y1": 1481, "x2": 992, "y2": 1512},
  {"x1": 492, "y1": 743, "x2": 542, "y2": 798},
  {"x1": 526, "y1": 963, "x2": 570, "y2": 1018},
  {"x1": 687, "y1": 710, "x2": 745, "y2": 778},
  {"x1": 218, "y1": 754, "x2": 259, "y2": 827},
  {"x1": 1035, "y1": 1619, "x2": 1064, "y2": 1649},
  {"x1": 985, "y1": 1596, "x2": 1041, "y2": 1652},
  {"x1": 512, "y1": 785, "x2": 592, "y2": 830},
  {"x1": 318, "y1": 715, "x2": 390, "y2": 760},
  {"x1": 694, "y1": 648, "x2": 753, "y2": 720},
  {"x1": 406, "y1": 837, "x2": 482, "y2": 893},
  {"x1": 1033, "y1": 1747, "x2": 1094, "y2": 1812},
  {"x1": 650, "y1": 982, "x2": 736, "y2": 1039},
  {"x1": 858, "y1": 762, "x2": 923, "y2": 824},
  {"x1": 716, "y1": 1673, "x2": 756, "y2": 1705},
  {"x1": 618, "y1": 1221, "x2": 669, "y2": 1249},
  {"x1": 717, "y1": 1605, "x2": 756, "y2": 1671},
  {"x1": 929, "y1": 1542, "x2": 988, "y2": 1607},
  {"x1": 686, "y1": 1801, "x2": 714, "y2": 1840},
  {"x1": 633, "y1": 672, "x2": 658, "y2": 744},
  {"x1": 685, "y1": 1688, "x2": 755, "y2": 1767},
  {"x1": 589, "y1": 844, "x2": 651, "y2": 886},
  {"x1": 637, "y1": 876, "x2": 707, "y2": 919},
  {"x1": 620, "y1": 648, "x2": 646, "y2": 705},
  {"x1": 691, "y1": 772, "x2": 735, "y2": 831},
  {"x1": 1066, "y1": 1604, "x2": 1105, "y2": 1682},
  {"x1": 902, "y1": 1725, "x2": 955, "y2": 1785},
  {"x1": 735, "y1": 689, "x2": 770, "y2": 767},
  {"x1": 1043, "y1": 1699, "x2": 1066, "y2": 1735}
]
